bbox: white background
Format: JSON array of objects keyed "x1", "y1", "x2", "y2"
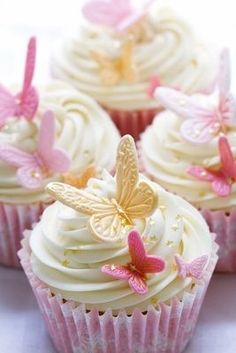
[{"x1": 0, "y1": 1, "x2": 236, "y2": 352}]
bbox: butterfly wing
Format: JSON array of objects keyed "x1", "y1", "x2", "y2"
[
  {"x1": 188, "y1": 255, "x2": 208, "y2": 279},
  {"x1": 17, "y1": 37, "x2": 38, "y2": 119},
  {"x1": 128, "y1": 274, "x2": 148, "y2": 295},
  {"x1": 17, "y1": 166, "x2": 43, "y2": 189},
  {"x1": 116, "y1": 135, "x2": 139, "y2": 206},
  {"x1": 0, "y1": 144, "x2": 42, "y2": 189},
  {"x1": 147, "y1": 75, "x2": 162, "y2": 98},
  {"x1": 155, "y1": 88, "x2": 212, "y2": 120},
  {"x1": 180, "y1": 118, "x2": 216, "y2": 144},
  {"x1": 91, "y1": 51, "x2": 120, "y2": 85},
  {"x1": 219, "y1": 135, "x2": 236, "y2": 179},
  {"x1": 101, "y1": 264, "x2": 131, "y2": 280},
  {"x1": 46, "y1": 182, "x2": 115, "y2": 215},
  {"x1": 38, "y1": 111, "x2": 71, "y2": 173},
  {"x1": 117, "y1": 0, "x2": 155, "y2": 32},
  {"x1": 142, "y1": 256, "x2": 165, "y2": 274},
  {"x1": 82, "y1": 0, "x2": 133, "y2": 29},
  {"x1": 0, "y1": 85, "x2": 18, "y2": 126},
  {"x1": 128, "y1": 230, "x2": 146, "y2": 269},
  {"x1": 0, "y1": 144, "x2": 35, "y2": 168},
  {"x1": 174, "y1": 255, "x2": 187, "y2": 278},
  {"x1": 120, "y1": 38, "x2": 137, "y2": 82},
  {"x1": 90, "y1": 212, "x2": 125, "y2": 242},
  {"x1": 188, "y1": 165, "x2": 231, "y2": 197},
  {"x1": 116, "y1": 135, "x2": 157, "y2": 219}
]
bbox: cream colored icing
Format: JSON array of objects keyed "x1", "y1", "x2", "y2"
[
  {"x1": 0, "y1": 81, "x2": 120, "y2": 204},
  {"x1": 140, "y1": 93, "x2": 236, "y2": 210},
  {"x1": 30, "y1": 171, "x2": 213, "y2": 312},
  {"x1": 51, "y1": 8, "x2": 217, "y2": 111}
]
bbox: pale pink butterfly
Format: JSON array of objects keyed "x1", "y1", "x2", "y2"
[
  {"x1": 175, "y1": 254, "x2": 208, "y2": 279},
  {"x1": 102, "y1": 230, "x2": 165, "y2": 295},
  {"x1": 82, "y1": 0, "x2": 155, "y2": 32},
  {"x1": 0, "y1": 37, "x2": 39, "y2": 128},
  {"x1": 188, "y1": 135, "x2": 236, "y2": 197},
  {"x1": 0, "y1": 111, "x2": 71, "y2": 189},
  {"x1": 154, "y1": 49, "x2": 236, "y2": 144}
]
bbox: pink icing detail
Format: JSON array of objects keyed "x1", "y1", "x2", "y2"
[
  {"x1": 188, "y1": 135, "x2": 236, "y2": 197},
  {"x1": 147, "y1": 75, "x2": 162, "y2": 97},
  {"x1": 0, "y1": 37, "x2": 39, "y2": 127},
  {"x1": 102, "y1": 230, "x2": 165, "y2": 295},
  {"x1": 82, "y1": 0, "x2": 155, "y2": 32},
  {"x1": 155, "y1": 49, "x2": 236, "y2": 144},
  {"x1": 0, "y1": 111, "x2": 71, "y2": 189},
  {"x1": 175, "y1": 254, "x2": 208, "y2": 279}
]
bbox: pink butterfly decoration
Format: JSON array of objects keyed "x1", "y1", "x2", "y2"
[
  {"x1": 0, "y1": 111, "x2": 71, "y2": 189},
  {"x1": 82, "y1": 0, "x2": 155, "y2": 32},
  {"x1": 188, "y1": 135, "x2": 236, "y2": 197},
  {"x1": 0, "y1": 37, "x2": 38, "y2": 128},
  {"x1": 102, "y1": 230, "x2": 165, "y2": 295},
  {"x1": 147, "y1": 75, "x2": 181, "y2": 98},
  {"x1": 175, "y1": 254, "x2": 208, "y2": 279},
  {"x1": 154, "y1": 49, "x2": 236, "y2": 144},
  {"x1": 147, "y1": 75, "x2": 162, "y2": 97}
]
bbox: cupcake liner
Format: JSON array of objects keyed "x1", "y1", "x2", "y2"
[
  {"x1": 201, "y1": 208, "x2": 236, "y2": 272},
  {"x1": 105, "y1": 108, "x2": 159, "y2": 141},
  {"x1": 0, "y1": 202, "x2": 47, "y2": 267},
  {"x1": 19, "y1": 236, "x2": 218, "y2": 353}
]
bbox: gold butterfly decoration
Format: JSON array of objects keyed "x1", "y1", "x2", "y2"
[
  {"x1": 91, "y1": 37, "x2": 137, "y2": 86},
  {"x1": 63, "y1": 165, "x2": 96, "y2": 189},
  {"x1": 46, "y1": 135, "x2": 158, "y2": 242}
]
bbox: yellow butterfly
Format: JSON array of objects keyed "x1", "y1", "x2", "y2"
[
  {"x1": 46, "y1": 135, "x2": 158, "y2": 242},
  {"x1": 91, "y1": 37, "x2": 137, "y2": 86},
  {"x1": 63, "y1": 165, "x2": 97, "y2": 189}
]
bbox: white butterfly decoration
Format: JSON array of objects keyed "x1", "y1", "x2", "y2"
[{"x1": 155, "y1": 49, "x2": 236, "y2": 144}]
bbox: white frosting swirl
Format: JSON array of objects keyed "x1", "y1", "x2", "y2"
[
  {"x1": 51, "y1": 8, "x2": 217, "y2": 111},
  {"x1": 0, "y1": 81, "x2": 120, "y2": 204},
  {"x1": 140, "y1": 93, "x2": 236, "y2": 210},
  {"x1": 30, "y1": 172, "x2": 213, "y2": 312}
]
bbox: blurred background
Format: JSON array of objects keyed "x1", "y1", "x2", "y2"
[{"x1": 0, "y1": 0, "x2": 236, "y2": 85}]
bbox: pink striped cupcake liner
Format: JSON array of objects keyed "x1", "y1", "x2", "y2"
[
  {"x1": 18, "y1": 236, "x2": 218, "y2": 353},
  {"x1": 105, "y1": 108, "x2": 160, "y2": 141},
  {"x1": 0, "y1": 202, "x2": 48, "y2": 267},
  {"x1": 201, "y1": 208, "x2": 236, "y2": 272}
]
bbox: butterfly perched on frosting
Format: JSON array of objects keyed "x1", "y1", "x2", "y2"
[
  {"x1": 188, "y1": 135, "x2": 236, "y2": 197},
  {"x1": 175, "y1": 254, "x2": 208, "y2": 279},
  {"x1": 0, "y1": 37, "x2": 39, "y2": 128},
  {"x1": 46, "y1": 135, "x2": 158, "y2": 242},
  {"x1": 82, "y1": 0, "x2": 155, "y2": 32},
  {"x1": 0, "y1": 111, "x2": 71, "y2": 189},
  {"x1": 154, "y1": 49, "x2": 236, "y2": 144},
  {"x1": 102, "y1": 230, "x2": 165, "y2": 295},
  {"x1": 91, "y1": 37, "x2": 137, "y2": 86}
]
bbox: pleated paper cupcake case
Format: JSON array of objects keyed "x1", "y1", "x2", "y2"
[
  {"x1": 105, "y1": 108, "x2": 159, "y2": 141},
  {"x1": 0, "y1": 202, "x2": 48, "y2": 267},
  {"x1": 18, "y1": 237, "x2": 218, "y2": 353}
]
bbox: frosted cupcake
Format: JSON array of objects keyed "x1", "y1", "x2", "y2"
[
  {"x1": 0, "y1": 37, "x2": 120, "y2": 267},
  {"x1": 19, "y1": 135, "x2": 217, "y2": 353},
  {"x1": 51, "y1": 0, "x2": 217, "y2": 140},
  {"x1": 140, "y1": 49, "x2": 236, "y2": 272}
]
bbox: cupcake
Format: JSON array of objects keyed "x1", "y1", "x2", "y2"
[
  {"x1": 19, "y1": 135, "x2": 218, "y2": 353},
  {"x1": 51, "y1": 1, "x2": 218, "y2": 140},
  {"x1": 0, "y1": 37, "x2": 120, "y2": 267},
  {"x1": 140, "y1": 49, "x2": 236, "y2": 272}
]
